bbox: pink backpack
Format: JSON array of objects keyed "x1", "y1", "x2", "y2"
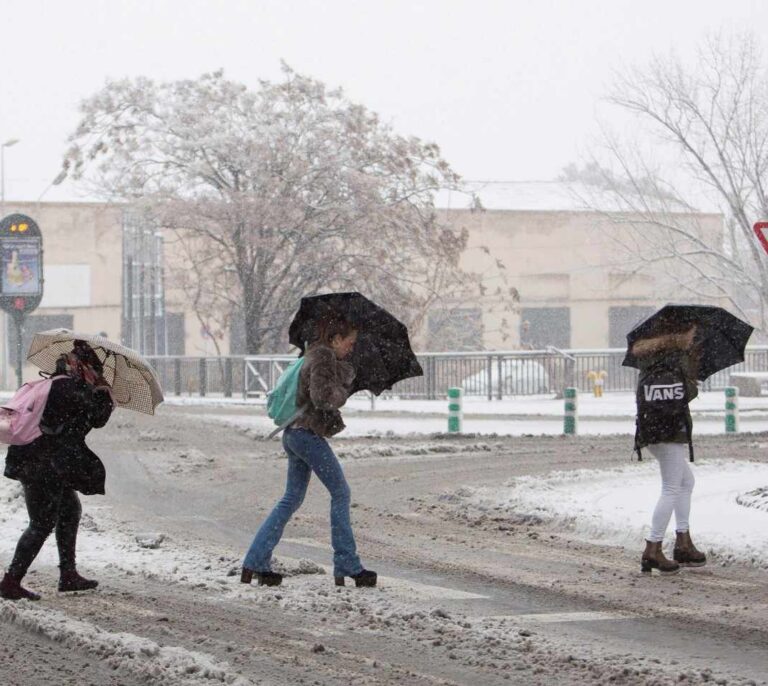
[{"x1": 0, "y1": 377, "x2": 65, "y2": 446}]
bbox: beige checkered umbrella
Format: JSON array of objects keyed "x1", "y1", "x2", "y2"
[{"x1": 26, "y1": 329, "x2": 164, "y2": 415}]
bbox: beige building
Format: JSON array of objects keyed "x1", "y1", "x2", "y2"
[
  {"x1": 0, "y1": 201, "x2": 199, "y2": 387},
  {"x1": 0, "y1": 202, "x2": 123, "y2": 386},
  {"x1": 429, "y1": 182, "x2": 725, "y2": 351},
  {"x1": 0, "y1": 188, "x2": 725, "y2": 387}
]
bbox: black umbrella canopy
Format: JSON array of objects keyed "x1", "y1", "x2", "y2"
[
  {"x1": 288, "y1": 292, "x2": 423, "y2": 396},
  {"x1": 622, "y1": 305, "x2": 754, "y2": 381}
]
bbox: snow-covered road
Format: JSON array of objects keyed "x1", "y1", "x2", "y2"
[{"x1": 2, "y1": 404, "x2": 768, "y2": 685}]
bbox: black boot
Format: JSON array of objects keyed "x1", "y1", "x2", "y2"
[
  {"x1": 241, "y1": 568, "x2": 282, "y2": 586},
  {"x1": 58, "y1": 569, "x2": 99, "y2": 592},
  {"x1": 256, "y1": 571, "x2": 283, "y2": 587},
  {"x1": 335, "y1": 569, "x2": 377, "y2": 587},
  {"x1": 0, "y1": 572, "x2": 41, "y2": 601}
]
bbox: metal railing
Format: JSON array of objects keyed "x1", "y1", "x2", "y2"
[{"x1": 146, "y1": 346, "x2": 768, "y2": 400}]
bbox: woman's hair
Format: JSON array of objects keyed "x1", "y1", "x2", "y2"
[
  {"x1": 51, "y1": 342, "x2": 106, "y2": 382},
  {"x1": 315, "y1": 315, "x2": 356, "y2": 346},
  {"x1": 72, "y1": 340, "x2": 104, "y2": 374}
]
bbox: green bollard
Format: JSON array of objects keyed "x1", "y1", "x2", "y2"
[
  {"x1": 725, "y1": 386, "x2": 739, "y2": 433},
  {"x1": 564, "y1": 387, "x2": 578, "y2": 435},
  {"x1": 448, "y1": 387, "x2": 463, "y2": 433}
]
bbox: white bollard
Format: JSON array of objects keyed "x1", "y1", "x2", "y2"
[
  {"x1": 564, "y1": 387, "x2": 578, "y2": 435},
  {"x1": 725, "y1": 386, "x2": 739, "y2": 433},
  {"x1": 448, "y1": 387, "x2": 463, "y2": 433}
]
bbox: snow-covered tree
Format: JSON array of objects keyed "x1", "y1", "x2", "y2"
[
  {"x1": 569, "y1": 33, "x2": 768, "y2": 335},
  {"x1": 64, "y1": 66, "x2": 471, "y2": 352}
]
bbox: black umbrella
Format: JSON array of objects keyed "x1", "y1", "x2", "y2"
[
  {"x1": 288, "y1": 292, "x2": 423, "y2": 395},
  {"x1": 622, "y1": 304, "x2": 754, "y2": 380}
]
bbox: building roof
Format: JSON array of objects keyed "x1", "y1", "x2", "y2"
[{"x1": 435, "y1": 180, "x2": 722, "y2": 215}]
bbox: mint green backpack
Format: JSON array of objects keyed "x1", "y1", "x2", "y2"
[{"x1": 266, "y1": 358, "x2": 306, "y2": 435}]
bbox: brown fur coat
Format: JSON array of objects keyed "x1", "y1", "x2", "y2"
[{"x1": 291, "y1": 344, "x2": 355, "y2": 437}]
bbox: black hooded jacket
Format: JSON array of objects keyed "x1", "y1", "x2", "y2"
[
  {"x1": 634, "y1": 350, "x2": 698, "y2": 460},
  {"x1": 4, "y1": 376, "x2": 113, "y2": 494}
]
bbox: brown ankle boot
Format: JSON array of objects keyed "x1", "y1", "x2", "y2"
[
  {"x1": 641, "y1": 540, "x2": 680, "y2": 574},
  {"x1": 0, "y1": 572, "x2": 41, "y2": 601},
  {"x1": 673, "y1": 531, "x2": 707, "y2": 567}
]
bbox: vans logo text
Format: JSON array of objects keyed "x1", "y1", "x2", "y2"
[{"x1": 644, "y1": 383, "x2": 685, "y2": 402}]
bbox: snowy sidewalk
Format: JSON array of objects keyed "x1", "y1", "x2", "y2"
[
  {"x1": 461, "y1": 459, "x2": 768, "y2": 567},
  {"x1": 189, "y1": 389, "x2": 768, "y2": 437},
  {"x1": 199, "y1": 411, "x2": 768, "y2": 437},
  {"x1": 164, "y1": 390, "x2": 768, "y2": 418}
]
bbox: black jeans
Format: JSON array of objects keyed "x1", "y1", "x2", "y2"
[{"x1": 7, "y1": 481, "x2": 82, "y2": 579}]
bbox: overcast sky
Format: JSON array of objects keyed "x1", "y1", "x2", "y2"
[{"x1": 1, "y1": 0, "x2": 766, "y2": 203}]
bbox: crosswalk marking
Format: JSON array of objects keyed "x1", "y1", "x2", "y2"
[{"x1": 484, "y1": 611, "x2": 627, "y2": 623}]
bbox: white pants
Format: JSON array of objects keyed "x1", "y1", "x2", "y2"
[{"x1": 648, "y1": 442, "x2": 695, "y2": 542}]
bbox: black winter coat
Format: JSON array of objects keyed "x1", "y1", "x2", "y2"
[
  {"x1": 634, "y1": 351, "x2": 698, "y2": 457},
  {"x1": 3, "y1": 376, "x2": 113, "y2": 495}
]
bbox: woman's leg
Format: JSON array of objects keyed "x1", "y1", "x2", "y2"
[
  {"x1": 243, "y1": 438, "x2": 311, "y2": 572},
  {"x1": 285, "y1": 429, "x2": 363, "y2": 578},
  {"x1": 56, "y1": 488, "x2": 82, "y2": 571},
  {"x1": 671, "y1": 458, "x2": 706, "y2": 565},
  {"x1": 6, "y1": 482, "x2": 60, "y2": 579},
  {"x1": 674, "y1": 459, "x2": 696, "y2": 533},
  {"x1": 55, "y1": 489, "x2": 99, "y2": 591},
  {"x1": 648, "y1": 443, "x2": 688, "y2": 542}
]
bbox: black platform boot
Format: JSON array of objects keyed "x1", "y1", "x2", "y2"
[
  {"x1": 335, "y1": 569, "x2": 377, "y2": 587},
  {"x1": 256, "y1": 571, "x2": 283, "y2": 587},
  {"x1": 241, "y1": 568, "x2": 282, "y2": 586},
  {"x1": 58, "y1": 568, "x2": 99, "y2": 592}
]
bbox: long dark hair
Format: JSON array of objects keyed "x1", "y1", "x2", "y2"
[{"x1": 53, "y1": 341, "x2": 104, "y2": 378}]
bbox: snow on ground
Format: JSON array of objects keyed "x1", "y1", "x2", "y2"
[
  {"x1": 160, "y1": 390, "x2": 768, "y2": 436},
  {"x1": 0, "y1": 462, "x2": 629, "y2": 685},
  {"x1": 0, "y1": 463, "x2": 318, "y2": 588},
  {"x1": 453, "y1": 459, "x2": 768, "y2": 568},
  {"x1": 343, "y1": 391, "x2": 768, "y2": 418},
  {"x1": 197, "y1": 410, "x2": 768, "y2": 438},
  {"x1": 0, "y1": 468, "x2": 303, "y2": 684},
  {"x1": 164, "y1": 390, "x2": 768, "y2": 418},
  {"x1": 0, "y1": 602, "x2": 253, "y2": 686}
]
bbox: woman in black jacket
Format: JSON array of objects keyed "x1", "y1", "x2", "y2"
[
  {"x1": 633, "y1": 327, "x2": 707, "y2": 575},
  {"x1": 1, "y1": 341, "x2": 114, "y2": 600}
]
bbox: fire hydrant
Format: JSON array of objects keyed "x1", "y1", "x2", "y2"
[{"x1": 587, "y1": 370, "x2": 607, "y2": 397}]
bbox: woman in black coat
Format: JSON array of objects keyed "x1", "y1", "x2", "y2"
[
  {"x1": 633, "y1": 327, "x2": 707, "y2": 575},
  {"x1": 1, "y1": 341, "x2": 114, "y2": 601}
]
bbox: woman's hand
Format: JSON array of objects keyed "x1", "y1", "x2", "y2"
[{"x1": 336, "y1": 360, "x2": 356, "y2": 387}]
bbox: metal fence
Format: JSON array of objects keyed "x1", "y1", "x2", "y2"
[{"x1": 146, "y1": 345, "x2": 768, "y2": 400}]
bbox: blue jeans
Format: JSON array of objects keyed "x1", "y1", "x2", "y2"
[{"x1": 243, "y1": 427, "x2": 363, "y2": 578}]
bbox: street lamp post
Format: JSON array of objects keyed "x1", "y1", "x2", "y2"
[
  {"x1": 1, "y1": 138, "x2": 20, "y2": 216},
  {"x1": 0, "y1": 138, "x2": 19, "y2": 390}
]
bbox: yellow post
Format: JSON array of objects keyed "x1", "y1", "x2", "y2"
[{"x1": 587, "y1": 370, "x2": 608, "y2": 397}]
